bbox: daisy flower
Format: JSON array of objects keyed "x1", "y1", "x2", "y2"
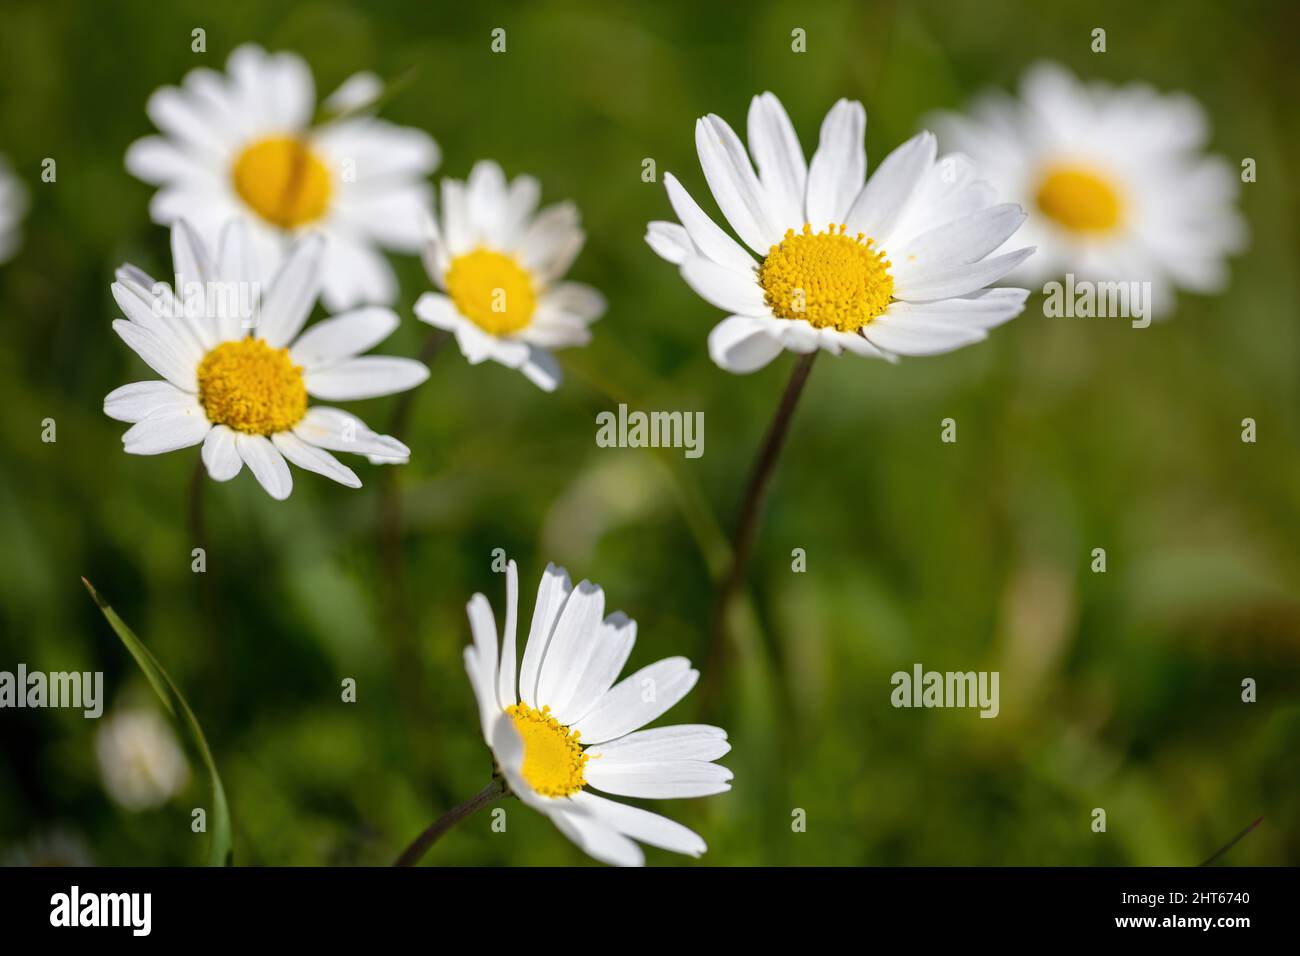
[
  {"x1": 125, "y1": 43, "x2": 439, "y2": 311},
  {"x1": 95, "y1": 708, "x2": 191, "y2": 812},
  {"x1": 103, "y1": 219, "x2": 428, "y2": 499},
  {"x1": 463, "y1": 560, "x2": 731, "y2": 866},
  {"x1": 413, "y1": 160, "x2": 605, "y2": 392},
  {"x1": 931, "y1": 62, "x2": 1247, "y2": 312},
  {"x1": 0, "y1": 155, "x2": 27, "y2": 263},
  {"x1": 646, "y1": 92, "x2": 1033, "y2": 373}
]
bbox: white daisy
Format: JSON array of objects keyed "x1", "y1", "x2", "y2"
[
  {"x1": 95, "y1": 708, "x2": 191, "y2": 812},
  {"x1": 464, "y1": 560, "x2": 731, "y2": 866},
  {"x1": 931, "y1": 62, "x2": 1247, "y2": 312},
  {"x1": 0, "y1": 155, "x2": 27, "y2": 263},
  {"x1": 647, "y1": 92, "x2": 1033, "y2": 373},
  {"x1": 125, "y1": 43, "x2": 439, "y2": 311},
  {"x1": 413, "y1": 160, "x2": 605, "y2": 392},
  {"x1": 103, "y1": 219, "x2": 429, "y2": 500}
]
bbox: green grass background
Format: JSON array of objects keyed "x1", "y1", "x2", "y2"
[{"x1": 1, "y1": 0, "x2": 1297, "y2": 865}]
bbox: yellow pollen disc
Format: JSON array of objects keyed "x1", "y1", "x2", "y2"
[
  {"x1": 445, "y1": 249, "x2": 538, "y2": 335},
  {"x1": 759, "y1": 223, "x2": 894, "y2": 333},
  {"x1": 197, "y1": 338, "x2": 308, "y2": 435},
  {"x1": 506, "y1": 703, "x2": 588, "y2": 798},
  {"x1": 1035, "y1": 165, "x2": 1123, "y2": 233},
  {"x1": 231, "y1": 136, "x2": 333, "y2": 229}
]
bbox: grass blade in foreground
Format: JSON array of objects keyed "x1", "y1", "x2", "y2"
[{"x1": 82, "y1": 577, "x2": 233, "y2": 866}]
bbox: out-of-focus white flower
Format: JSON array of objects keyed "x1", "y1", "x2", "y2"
[
  {"x1": 931, "y1": 62, "x2": 1247, "y2": 314},
  {"x1": 95, "y1": 708, "x2": 191, "y2": 811},
  {"x1": 0, "y1": 155, "x2": 27, "y2": 264},
  {"x1": 414, "y1": 161, "x2": 605, "y2": 392},
  {"x1": 126, "y1": 44, "x2": 440, "y2": 310}
]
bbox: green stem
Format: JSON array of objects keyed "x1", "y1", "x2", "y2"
[{"x1": 394, "y1": 779, "x2": 507, "y2": 867}]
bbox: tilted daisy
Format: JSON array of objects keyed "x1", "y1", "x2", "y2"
[
  {"x1": 0, "y1": 155, "x2": 26, "y2": 263},
  {"x1": 464, "y1": 561, "x2": 731, "y2": 866},
  {"x1": 103, "y1": 219, "x2": 428, "y2": 499},
  {"x1": 413, "y1": 161, "x2": 605, "y2": 392},
  {"x1": 126, "y1": 43, "x2": 439, "y2": 311},
  {"x1": 646, "y1": 92, "x2": 1033, "y2": 373},
  {"x1": 931, "y1": 62, "x2": 1246, "y2": 313}
]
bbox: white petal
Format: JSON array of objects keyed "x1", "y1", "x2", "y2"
[
  {"x1": 516, "y1": 202, "x2": 584, "y2": 283},
  {"x1": 583, "y1": 759, "x2": 733, "y2": 800},
  {"x1": 112, "y1": 320, "x2": 198, "y2": 391},
  {"x1": 122, "y1": 405, "x2": 210, "y2": 455},
  {"x1": 885, "y1": 287, "x2": 1029, "y2": 330},
  {"x1": 201, "y1": 425, "x2": 242, "y2": 481},
  {"x1": 662, "y1": 173, "x2": 756, "y2": 272},
  {"x1": 805, "y1": 99, "x2": 866, "y2": 226},
  {"x1": 235, "y1": 433, "x2": 292, "y2": 500},
  {"x1": 318, "y1": 231, "x2": 398, "y2": 312},
  {"x1": 679, "y1": 257, "x2": 766, "y2": 315},
  {"x1": 258, "y1": 233, "x2": 325, "y2": 347},
  {"x1": 747, "y1": 92, "x2": 806, "y2": 227},
  {"x1": 863, "y1": 316, "x2": 987, "y2": 356},
  {"x1": 552, "y1": 613, "x2": 636, "y2": 726},
  {"x1": 288, "y1": 307, "x2": 400, "y2": 369},
  {"x1": 585, "y1": 724, "x2": 731, "y2": 763},
  {"x1": 644, "y1": 221, "x2": 695, "y2": 265},
  {"x1": 572, "y1": 657, "x2": 698, "y2": 745},
  {"x1": 518, "y1": 564, "x2": 573, "y2": 708},
  {"x1": 271, "y1": 431, "x2": 361, "y2": 488},
  {"x1": 292, "y1": 406, "x2": 410, "y2": 460},
  {"x1": 519, "y1": 346, "x2": 562, "y2": 392},
  {"x1": 893, "y1": 246, "x2": 1035, "y2": 301},
  {"x1": 465, "y1": 648, "x2": 496, "y2": 745},
  {"x1": 468, "y1": 593, "x2": 501, "y2": 712},
  {"x1": 707, "y1": 315, "x2": 784, "y2": 374},
  {"x1": 104, "y1": 381, "x2": 193, "y2": 423},
  {"x1": 497, "y1": 560, "x2": 519, "y2": 708},
  {"x1": 549, "y1": 806, "x2": 644, "y2": 867},
  {"x1": 568, "y1": 791, "x2": 707, "y2": 858},
  {"x1": 304, "y1": 357, "x2": 429, "y2": 400},
  {"x1": 535, "y1": 581, "x2": 606, "y2": 715},
  {"x1": 891, "y1": 204, "x2": 1026, "y2": 281},
  {"x1": 844, "y1": 131, "x2": 937, "y2": 245},
  {"x1": 695, "y1": 115, "x2": 778, "y2": 253}
]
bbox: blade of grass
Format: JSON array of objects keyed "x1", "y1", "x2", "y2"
[{"x1": 82, "y1": 577, "x2": 233, "y2": 866}]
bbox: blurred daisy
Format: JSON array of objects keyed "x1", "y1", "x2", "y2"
[
  {"x1": 96, "y1": 708, "x2": 190, "y2": 811},
  {"x1": 126, "y1": 43, "x2": 439, "y2": 310},
  {"x1": 647, "y1": 92, "x2": 1032, "y2": 373},
  {"x1": 414, "y1": 161, "x2": 605, "y2": 391},
  {"x1": 931, "y1": 62, "x2": 1246, "y2": 312},
  {"x1": 464, "y1": 561, "x2": 731, "y2": 866},
  {"x1": 103, "y1": 219, "x2": 427, "y2": 499},
  {"x1": 0, "y1": 155, "x2": 26, "y2": 263}
]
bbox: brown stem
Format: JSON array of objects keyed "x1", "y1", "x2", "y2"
[
  {"x1": 702, "y1": 352, "x2": 818, "y2": 709},
  {"x1": 1199, "y1": 816, "x2": 1262, "y2": 867},
  {"x1": 394, "y1": 780, "x2": 507, "y2": 867}
]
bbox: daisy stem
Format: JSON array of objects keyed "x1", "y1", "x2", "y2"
[
  {"x1": 703, "y1": 351, "x2": 817, "y2": 705},
  {"x1": 393, "y1": 778, "x2": 507, "y2": 867}
]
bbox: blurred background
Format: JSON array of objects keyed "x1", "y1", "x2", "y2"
[{"x1": 1, "y1": 0, "x2": 1297, "y2": 866}]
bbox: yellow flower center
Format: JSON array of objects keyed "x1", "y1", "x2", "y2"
[
  {"x1": 197, "y1": 338, "x2": 308, "y2": 435},
  {"x1": 1035, "y1": 165, "x2": 1123, "y2": 233},
  {"x1": 759, "y1": 224, "x2": 894, "y2": 333},
  {"x1": 231, "y1": 136, "x2": 333, "y2": 229},
  {"x1": 506, "y1": 703, "x2": 588, "y2": 798},
  {"x1": 445, "y1": 249, "x2": 538, "y2": 335}
]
